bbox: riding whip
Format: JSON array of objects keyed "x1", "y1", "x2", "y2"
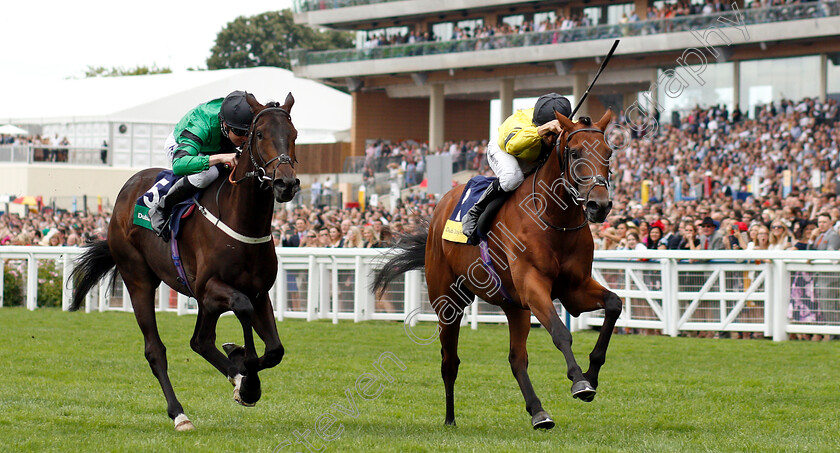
[{"x1": 570, "y1": 39, "x2": 620, "y2": 119}]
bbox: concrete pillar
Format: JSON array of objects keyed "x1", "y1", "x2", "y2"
[
  {"x1": 623, "y1": 91, "x2": 638, "y2": 112},
  {"x1": 573, "y1": 73, "x2": 589, "y2": 118},
  {"x1": 557, "y1": 5, "x2": 571, "y2": 18},
  {"x1": 499, "y1": 79, "x2": 514, "y2": 122},
  {"x1": 484, "y1": 12, "x2": 498, "y2": 27},
  {"x1": 647, "y1": 67, "x2": 660, "y2": 114},
  {"x1": 634, "y1": 0, "x2": 650, "y2": 17},
  {"x1": 819, "y1": 54, "x2": 828, "y2": 103},
  {"x1": 429, "y1": 84, "x2": 445, "y2": 152},
  {"x1": 732, "y1": 60, "x2": 741, "y2": 111}
]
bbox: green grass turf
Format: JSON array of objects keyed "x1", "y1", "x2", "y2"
[{"x1": 0, "y1": 307, "x2": 838, "y2": 453}]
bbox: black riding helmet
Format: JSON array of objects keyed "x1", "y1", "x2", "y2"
[
  {"x1": 219, "y1": 90, "x2": 254, "y2": 134},
  {"x1": 533, "y1": 93, "x2": 572, "y2": 126}
]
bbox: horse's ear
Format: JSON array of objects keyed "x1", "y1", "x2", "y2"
[
  {"x1": 595, "y1": 108, "x2": 613, "y2": 131},
  {"x1": 282, "y1": 92, "x2": 294, "y2": 112},
  {"x1": 554, "y1": 110, "x2": 575, "y2": 132},
  {"x1": 245, "y1": 92, "x2": 263, "y2": 112}
]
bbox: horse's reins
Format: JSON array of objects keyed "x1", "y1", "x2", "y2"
[{"x1": 531, "y1": 126, "x2": 608, "y2": 232}]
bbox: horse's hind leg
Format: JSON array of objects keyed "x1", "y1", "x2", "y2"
[
  {"x1": 428, "y1": 278, "x2": 468, "y2": 426},
  {"x1": 439, "y1": 311, "x2": 464, "y2": 426},
  {"x1": 124, "y1": 272, "x2": 194, "y2": 431},
  {"x1": 502, "y1": 306, "x2": 554, "y2": 429}
]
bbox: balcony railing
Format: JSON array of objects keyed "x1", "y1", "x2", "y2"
[
  {"x1": 294, "y1": 0, "x2": 402, "y2": 12},
  {"x1": 291, "y1": 2, "x2": 840, "y2": 67},
  {"x1": 0, "y1": 145, "x2": 109, "y2": 165}
]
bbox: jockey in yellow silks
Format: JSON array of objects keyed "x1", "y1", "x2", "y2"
[{"x1": 460, "y1": 93, "x2": 572, "y2": 242}]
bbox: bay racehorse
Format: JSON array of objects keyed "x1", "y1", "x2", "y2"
[
  {"x1": 374, "y1": 109, "x2": 621, "y2": 429},
  {"x1": 69, "y1": 93, "x2": 300, "y2": 431}
]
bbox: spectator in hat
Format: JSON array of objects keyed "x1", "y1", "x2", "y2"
[{"x1": 697, "y1": 216, "x2": 724, "y2": 250}]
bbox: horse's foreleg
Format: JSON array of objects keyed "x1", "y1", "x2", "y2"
[
  {"x1": 502, "y1": 306, "x2": 554, "y2": 429},
  {"x1": 204, "y1": 278, "x2": 261, "y2": 406},
  {"x1": 251, "y1": 292, "x2": 285, "y2": 371},
  {"x1": 522, "y1": 275, "x2": 591, "y2": 401},
  {"x1": 574, "y1": 280, "x2": 622, "y2": 391}
]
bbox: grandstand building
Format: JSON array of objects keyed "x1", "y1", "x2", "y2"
[{"x1": 292, "y1": 0, "x2": 840, "y2": 156}]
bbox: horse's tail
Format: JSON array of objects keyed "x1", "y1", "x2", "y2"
[
  {"x1": 372, "y1": 220, "x2": 429, "y2": 296},
  {"x1": 69, "y1": 240, "x2": 117, "y2": 311}
]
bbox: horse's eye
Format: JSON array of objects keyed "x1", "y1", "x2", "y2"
[
  {"x1": 570, "y1": 150, "x2": 580, "y2": 159},
  {"x1": 256, "y1": 131, "x2": 263, "y2": 140}
]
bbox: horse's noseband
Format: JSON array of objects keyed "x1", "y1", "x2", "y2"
[{"x1": 559, "y1": 127, "x2": 610, "y2": 206}]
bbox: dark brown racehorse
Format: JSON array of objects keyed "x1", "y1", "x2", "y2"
[
  {"x1": 69, "y1": 93, "x2": 300, "y2": 431},
  {"x1": 374, "y1": 109, "x2": 621, "y2": 429}
]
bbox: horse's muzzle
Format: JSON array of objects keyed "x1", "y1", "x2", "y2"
[
  {"x1": 585, "y1": 200, "x2": 612, "y2": 223},
  {"x1": 273, "y1": 177, "x2": 300, "y2": 202}
]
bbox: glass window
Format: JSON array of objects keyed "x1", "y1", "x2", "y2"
[
  {"x1": 456, "y1": 18, "x2": 484, "y2": 38},
  {"x1": 583, "y1": 7, "x2": 602, "y2": 25},
  {"x1": 534, "y1": 11, "x2": 557, "y2": 26},
  {"x1": 501, "y1": 14, "x2": 524, "y2": 29},
  {"x1": 432, "y1": 22, "x2": 453, "y2": 41},
  {"x1": 434, "y1": 19, "x2": 484, "y2": 41},
  {"x1": 655, "y1": 63, "x2": 733, "y2": 123},
  {"x1": 740, "y1": 56, "x2": 821, "y2": 117},
  {"x1": 829, "y1": 58, "x2": 840, "y2": 98},
  {"x1": 357, "y1": 26, "x2": 410, "y2": 47},
  {"x1": 607, "y1": 4, "x2": 635, "y2": 24}
]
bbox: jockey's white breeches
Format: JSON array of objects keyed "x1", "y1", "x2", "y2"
[
  {"x1": 164, "y1": 132, "x2": 219, "y2": 189},
  {"x1": 487, "y1": 139, "x2": 524, "y2": 192}
]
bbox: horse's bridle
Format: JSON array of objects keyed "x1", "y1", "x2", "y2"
[
  {"x1": 532, "y1": 124, "x2": 610, "y2": 232},
  {"x1": 230, "y1": 105, "x2": 295, "y2": 190}
]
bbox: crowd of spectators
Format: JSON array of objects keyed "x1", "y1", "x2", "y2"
[
  {"x1": 271, "y1": 192, "x2": 434, "y2": 249},
  {"x1": 360, "y1": 0, "x2": 826, "y2": 51},
  {"x1": 595, "y1": 97, "x2": 840, "y2": 253},
  {"x1": 0, "y1": 210, "x2": 108, "y2": 246},
  {"x1": 359, "y1": 138, "x2": 489, "y2": 189}
]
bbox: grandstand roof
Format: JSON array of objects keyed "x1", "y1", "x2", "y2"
[{"x1": 0, "y1": 67, "x2": 351, "y2": 144}]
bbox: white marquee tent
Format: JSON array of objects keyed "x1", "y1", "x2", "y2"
[{"x1": 0, "y1": 67, "x2": 350, "y2": 168}]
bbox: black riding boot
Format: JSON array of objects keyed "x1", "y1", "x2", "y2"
[
  {"x1": 148, "y1": 177, "x2": 198, "y2": 239},
  {"x1": 460, "y1": 179, "x2": 503, "y2": 244}
]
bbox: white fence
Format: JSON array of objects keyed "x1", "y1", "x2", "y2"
[{"x1": 2, "y1": 247, "x2": 840, "y2": 341}]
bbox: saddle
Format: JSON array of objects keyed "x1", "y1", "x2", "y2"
[
  {"x1": 133, "y1": 171, "x2": 198, "y2": 241},
  {"x1": 442, "y1": 176, "x2": 511, "y2": 244}
]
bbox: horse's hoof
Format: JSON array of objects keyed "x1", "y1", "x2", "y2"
[
  {"x1": 233, "y1": 374, "x2": 261, "y2": 406},
  {"x1": 444, "y1": 419, "x2": 456, "y2": 427},
  {"x1": 571, "y1": 380, "x2": 596, "y2": 402},
  {"x1": 222, "y1": 342, "x2": 245, "y2": 357},
  {"x1": 233, "y1": 387, "x2": 257, "y2": 407},
  {"x1": 531, "y1": 411, "x2": 555, "y2": 430},
  {"x1": 174, "y1": 414, "x2": 194, "y2": 432}
]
